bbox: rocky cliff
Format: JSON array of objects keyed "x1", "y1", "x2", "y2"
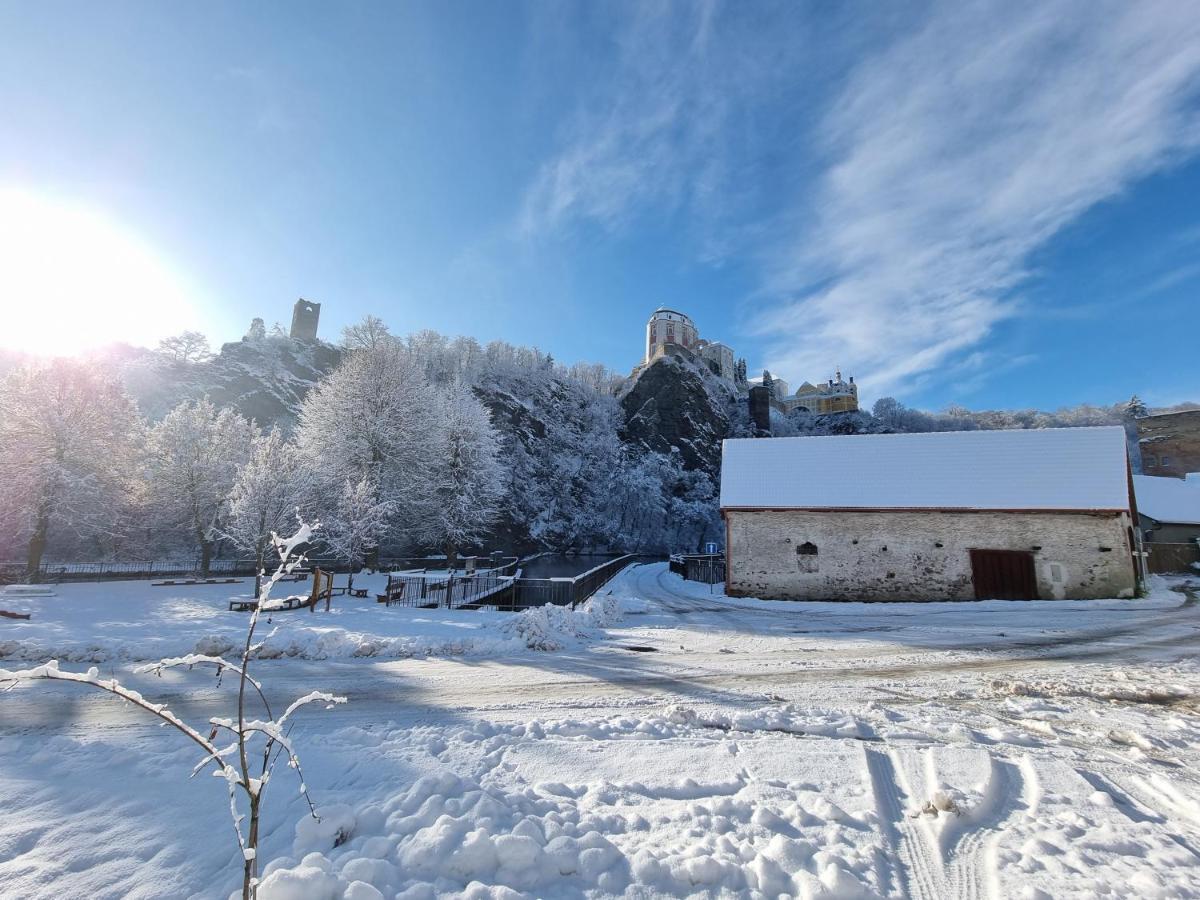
[
  {"x1": 618, "y1": 348, "x2": 748, "y2": 477},
  {"x1": 114, "y1": 337, "x2": 343, "y2": 428}
]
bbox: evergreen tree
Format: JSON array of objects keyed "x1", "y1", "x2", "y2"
[{"x1": 1124, "y1": 395, "x2": 1148, "y2": 419}]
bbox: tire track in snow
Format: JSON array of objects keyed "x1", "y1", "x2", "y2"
[
  {"x1": 865, "y1": 747, "x2": 923, "y2": 899},
  {"x1": 941, "y1": 756, "x2": 1034, "y2": 900},
  {"x1": 882, "y1": 750, "x2": 1033, "y2": 900},
  {"x1": 879, "y1": 748, "x2": 947, "y2": 900}
]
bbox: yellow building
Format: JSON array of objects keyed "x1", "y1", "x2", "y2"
[{"x1": 784, "y1": 371, "x2": 859, "y2": 414}]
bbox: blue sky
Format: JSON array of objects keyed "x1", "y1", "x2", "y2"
[{"x1": 1, "y1": 1, "x2": 1198, "y2": 411}]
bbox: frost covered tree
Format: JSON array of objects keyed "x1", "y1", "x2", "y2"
[
  {"x1": 340, "y1": 314, "x2": 392, "y2": 353},
  {"x1": 226, "y1": 428, "x2": 315, "y2": 597},
  {"x1": 157, "y1": 330, "x2": 212, "y2": 363},
  {"x1": 323, "y1": 475, "x2": 392, "y2": 591},
  {"x1": 296, "y1": 342, "x2": 440, "y2": 545},
  {"x1": 1124, "y1": 395, "x2": 1148, "y2": 420},
  {"x1": 145, "y1": 399, "x2": 258, "y2": 575},
  {"x1": 243, "y1": 318, "x2": 267, "y2": 342},
  {"x1": 426, "y1": 386, "x2": 505, "y2": 565},
  {"x1": 0, "y1": 361, "x2": 142, "y2": 577},
  {"x1": 0, "y1": 523, "x2": 345, "y2": 900}
]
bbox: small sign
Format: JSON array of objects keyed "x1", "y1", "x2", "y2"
[{"x1": 704, "y1": 542, "x2": 718, "y2": 555}]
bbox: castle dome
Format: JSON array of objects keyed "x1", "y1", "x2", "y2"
[{"x1": 645, "y1": 307, "x2": 699, "y2": 363}]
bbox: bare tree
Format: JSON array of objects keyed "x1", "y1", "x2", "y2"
[
  {"x1": 323, "y1": 475, "x2": 393, "y2": 592},
  {"x1": 157, "y1": 330, "x2": 213, "y2": 363},
  {"x1": 226, "y1": 428, "x2": 315, "y2": 597},
  {"x1": 145, "y1": 399, "x2": 258, "y2": 575},
  {"x1": 0, "y1": 522, "x2": 345, "y2": 899},
  {"x1": 426, "y1": 385, "x2": 505, "y2": 566},
  {"x1": 0, "y1": 360, "x2": 141, "y2": 577},
  {"x1": 296, "y1": 341, "x2": 440, "y2": 542},
  {"x1": 340, "y1": 314, "x2": 392, "y2": 353}
]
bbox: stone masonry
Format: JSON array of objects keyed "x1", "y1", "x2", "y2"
[
  {"x1": 725, "y1": 509, "x2": 1136, "y2": 601},
  {"x1": 1138, "y1": 410, "x2": 1200, "y2": 478}
]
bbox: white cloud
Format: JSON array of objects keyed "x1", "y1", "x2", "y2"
[
  {"x1": 517, "y1": 0, "x2": 782, "y2": 243},
  {"x1": 517, "y1": 1, "x2": 1200, "y2": 397},
  {"x1": 759, "y1": 0, "x2": 1200, "y2": 395}
]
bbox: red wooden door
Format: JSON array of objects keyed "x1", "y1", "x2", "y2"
[{"x1": 969, "y1": 549, "x2": 1039, "y2": 600}]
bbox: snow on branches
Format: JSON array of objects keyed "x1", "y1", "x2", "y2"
[{"x1": 0, "y1": 521, "x2": 345, "y2": 900}]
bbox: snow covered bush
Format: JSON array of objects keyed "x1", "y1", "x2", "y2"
[{"x1": 0, "y1": 522, "x2": 346, "y2": 900}]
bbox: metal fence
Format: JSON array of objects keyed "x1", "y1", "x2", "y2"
[
  {"x1": 377, "y1": 559, "x2": 521, "y2": 609},
  {"x1": 671, "y1": 553, "x2": 725, "y2": 585},
  {"x1": 377, "y1": 555, "x2": 637, "y2": 612},
  {"x1": 1, "y1": 554, "x2": 519, "y2": 585}
]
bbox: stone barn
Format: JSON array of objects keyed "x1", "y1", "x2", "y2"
[{"x1": 719, "y1": 427, "x2": 1138, "y2": 601}]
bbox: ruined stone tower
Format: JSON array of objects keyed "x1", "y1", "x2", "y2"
[{"x1": 290, "y1": 298, "x2": 320, "y2": 342}]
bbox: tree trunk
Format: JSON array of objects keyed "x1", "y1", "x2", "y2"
[
  {"x1": 253, "y1": 540, "x2": 266, "y2": 599},
  {"x1": 446, "y1": 542, "x2": 458, "y2": 571},
  {"x1": 243, "y1": 793, "x2": 259, "y2": 899},
  {"x1": 25, "y1": 507, "x2": 50, "y2": 582},
  {"x1": 198, "y1": 528, "x2": 213, "y2": 578}
]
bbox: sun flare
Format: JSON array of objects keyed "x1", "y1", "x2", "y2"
[{"x1": 0, "y1": 188, "x2": 203, "y2": 357}]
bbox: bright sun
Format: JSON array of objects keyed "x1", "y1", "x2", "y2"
[{"x1": 0, "y1": 188, "x2": 204, "y2": 357}]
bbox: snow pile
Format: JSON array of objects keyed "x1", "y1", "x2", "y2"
[
  {"x1": 500, "y1": 594, "x2": 625, "y2": 651},
  {"x1": 992, "y1": 669, "x2": 1192, "y2": 705},
  {"x1": 665, "y1": 703, "x2": 877, "y2": 740}
]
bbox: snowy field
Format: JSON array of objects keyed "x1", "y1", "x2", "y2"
[{"x1": 3, "y1": 563, "x2": 1200, "y2": 899}]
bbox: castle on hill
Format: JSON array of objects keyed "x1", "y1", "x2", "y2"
[{"x1": 637, "y1": 307, "x2": 858, "y2": 415}]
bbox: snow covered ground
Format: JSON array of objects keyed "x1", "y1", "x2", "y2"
[{"x1": 3, "y1": 563, "x2": 1200, "y2": 898}]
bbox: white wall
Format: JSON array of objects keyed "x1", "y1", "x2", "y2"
[{"x1": 725, "y1": 509, "x2": 1136, "y2": 601}]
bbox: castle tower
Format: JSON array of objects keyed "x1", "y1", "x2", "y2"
[
  {"x1": 645, "y1": 307, "x2": 698, "y2": 363},
  {"x1": 290, "y1": 298, "x2": 320, "y2": 342}
]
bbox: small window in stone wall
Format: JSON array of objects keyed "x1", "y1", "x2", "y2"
[{"x1": 796, "y1": 541, "x2": 818, "y2": 573}]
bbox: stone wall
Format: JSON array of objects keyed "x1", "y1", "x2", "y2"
[
  {"x1": 1138, "y1": 411, "x2": 1200, "y2": 477},
  {"x1": 725, "y1": 509, "x2": 1136, "y2": 601}
]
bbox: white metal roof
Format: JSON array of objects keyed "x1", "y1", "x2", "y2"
[
  {"x1": 720, "y1": 426, "x2": 1131, "y2": 512},
  {"x1": 1133, "y1": 474, "x2": 1200, "y2": 525}
]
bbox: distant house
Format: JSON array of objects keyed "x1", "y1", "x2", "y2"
[
  {"x1": 1133, "y1": 474, "x2": 1200, "y2": 545},
  {"x1": 719, "y1": 427, "x2": 1138, "y2": 601},
  {"x1": 1137, "y1": 409, "x2": 1200, "y2": 478}
]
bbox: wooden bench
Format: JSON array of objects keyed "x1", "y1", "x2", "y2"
[
  {"x1": 348, "y1": 587, "x2": 368, "y2": 599},
  {"x1": 230, "y1": 568, "x2": 334, "y2": 613}
]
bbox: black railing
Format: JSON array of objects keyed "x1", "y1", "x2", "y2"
[
  {"x1": 377, "y1": 555, "x2": 637, "y2": 612},
  {"x1": 672, "y1": 553, "x2": 725, "y2": 585},
  {"x1": 377, "y1": 559, "x2": 521, "y2": 608},
  {"x1": 1, "y1": 554, "x2": 519, "y2": 585}
]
